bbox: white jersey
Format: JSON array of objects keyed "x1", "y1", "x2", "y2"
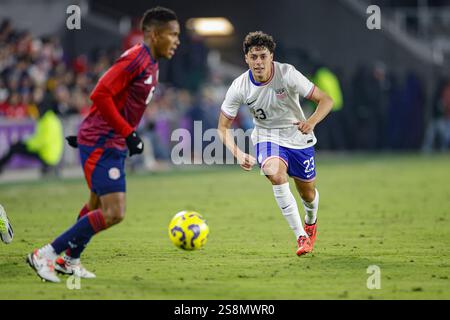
[{"x1": 221, "y1": 61, "x2": 316, "y2": 149}]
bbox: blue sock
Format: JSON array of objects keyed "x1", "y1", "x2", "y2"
[
  {"x1": 51, "y1": 209, "x2": 106, "y2": 255},
  {"x1": 65, "y1": 204, "x2": 91, "y2": 258},
  {"x1": 67, "y1": 234, "x2": 93, "y2": 259}
]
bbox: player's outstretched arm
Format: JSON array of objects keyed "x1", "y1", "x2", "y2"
[
  {"x1": 217, "y1": 112, "x2": 256, "y2": 171},
  {"x1": 295, "y1": 86, "x2": 333, "y2": 134}
]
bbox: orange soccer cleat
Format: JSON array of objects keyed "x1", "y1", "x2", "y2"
[
  {"x1": 296, "y1": 235, "x2": 313, "y2": 256},
  {"x1": 304, "y1": 221, "x2": 317, "y2": 245}
]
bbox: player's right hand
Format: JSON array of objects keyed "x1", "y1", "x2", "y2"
[
  {"x1": 293, "y1": 120, "x2": 316, "y2": 134},
  {"x1": 237, "y1": 152, "x2": 256, "y2": 171},
  {"x1": 125, "y1": 131, "x2": 144, "y2": 157}
]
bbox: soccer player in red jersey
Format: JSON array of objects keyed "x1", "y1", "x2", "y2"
[{"x1": 27, "y1": 7, "x2": 180, "y2": 282}]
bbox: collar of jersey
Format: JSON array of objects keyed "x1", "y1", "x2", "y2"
[
  {"x1": 249, "y1": 62, "x2": 274, "y2": 87},
  {"x1": 142, "y1": 42, "x2": 156, "y2": 64}
]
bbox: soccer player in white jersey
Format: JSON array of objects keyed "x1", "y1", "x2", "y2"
[{"x1": 218, "y1": 31, "x2": 333, "y2": 256}]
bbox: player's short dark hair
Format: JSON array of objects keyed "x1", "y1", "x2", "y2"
[
  {"x1": 141, "y1": 6, "x2": 178, "y2": 31},
  {"x1": 243, "y1": 31, "x2": 276, "y2": 54}
]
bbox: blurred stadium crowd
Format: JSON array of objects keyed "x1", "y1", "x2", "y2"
[{"x1": 1, "y1": 16, "x2": 449, "y2": 168}]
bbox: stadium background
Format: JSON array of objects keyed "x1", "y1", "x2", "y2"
[
  {"x1": 0, "y1": 0, "x2": 449, "y2": 301},
  {"x1": 1, "y1": 0, "x2": 449, "y2": 177}
]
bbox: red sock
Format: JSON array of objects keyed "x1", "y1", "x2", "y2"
[
  {"x1": 78, "y1": 204, "x2": 90, "y2": 220},
  {"x1": 87, "y1": 209, "x2": 107, "y2": 233}
]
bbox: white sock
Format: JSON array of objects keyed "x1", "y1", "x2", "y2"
[
  {"x1": 64, "y1": 255, "x2": 80, "y2": 265},
  {"x1": 303, "y1": 188, "x2": 319, "y2": 225},
  {"x1": 38, "y1": 244, "x2": 57, "y2": 260},
  {"x1": 273, "y1": 183, "x2": 307, "y2": 239}
]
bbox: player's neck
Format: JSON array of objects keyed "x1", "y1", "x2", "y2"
[{"x1": 144, "y1": 39, "x2": 159, "y2": 61}]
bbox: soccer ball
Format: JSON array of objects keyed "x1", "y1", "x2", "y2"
[
  {"x1": 168, "y1": 211, "x2": 209, "y2": 250},
  {"x1": 0, "y1": 204, "x2": 13, "y2": 244}
]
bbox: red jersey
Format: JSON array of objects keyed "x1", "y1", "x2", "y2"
[{"x1": 78, "y1": 43, "x2": 158, "y2": 149}]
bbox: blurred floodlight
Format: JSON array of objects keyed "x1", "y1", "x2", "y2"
[{"x1": 186, "y1": 18, "x2": 234, "y2": 36}]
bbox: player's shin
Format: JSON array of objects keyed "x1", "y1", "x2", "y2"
[
  {"x1": 273, "y1": 183, "x2": 307, "y2": 239},
  {"x1": 302, "y1": 188, "x2": 319, "y2": 225},
  {"x1": 65, "y1": 204, "x2": 93, "y2": 257},
  {"x1": 65, "y1": 234, "x2": 92, "y2": 259},
  {"x1": 51, "y1": 209, "x2": 107, "y2": 255}
]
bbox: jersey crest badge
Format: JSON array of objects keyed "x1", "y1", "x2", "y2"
[{"x1": 275, "y1": 88, "x2": 287, "y2": 100}]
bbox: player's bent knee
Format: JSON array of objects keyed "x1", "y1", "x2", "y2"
[
  {"x1": 262, "y1": 161, "x2": 287, "y2": 185},
  {"x1": 105, "y1": 214, "x2": 125, "y2": 227},
  {"x1": 303, "y1": 193, "x2": 315, "y2": 203},
  {"x1": 111, "y1": 215, "x2": 125, "y2": 226},
  {"x1": 103, "y1": 208, "x2": 126, "y2": 226},
  {"x1": 267, "y1": 173, "x2": 288, "y2": 185},
  {"x1": 300, "y1": 188, "x2": 315, "y2": 203}
]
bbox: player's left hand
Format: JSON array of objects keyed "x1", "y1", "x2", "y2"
[
  {"x1": 65, "y1": 136, "x2": 78, "y2": 148},
  {"x1": 126, "y1": 131, "x2": 144, "y2": 156},
  {"x1": 294, "y1": 120, "x2": 315, "y2": 134}
]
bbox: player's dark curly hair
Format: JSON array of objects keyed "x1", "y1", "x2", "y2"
[
  {"x1": 141, "y1": 6, "x2": 178, "y2": 31},
  {"x1": 243, "y1": 31, "x2": 276, "y2": 54}
]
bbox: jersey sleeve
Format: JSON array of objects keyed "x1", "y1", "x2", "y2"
[
  {"x1": 92, "y1": 49, "x2": 144, "y2": 97},
  {"x1": 89, "y1": 49, "x2": 145, "y2": 138},
  {"x1": 286, "y1": 65, "x2": 315, "y2": 99},
  {"x1": 220, "y1": 80, "x2": 243, "y2": 120}
]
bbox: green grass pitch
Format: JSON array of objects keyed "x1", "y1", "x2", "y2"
[{"x1": 0, "y1": 154, "x2": 449, "y2": 299}]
